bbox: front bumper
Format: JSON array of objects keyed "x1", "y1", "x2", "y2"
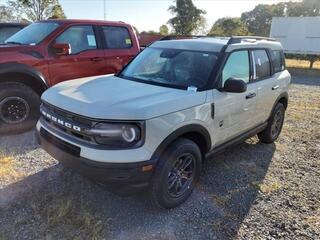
[{"x1": 36, "y1": 127, "x2": 157, "y2": 192}]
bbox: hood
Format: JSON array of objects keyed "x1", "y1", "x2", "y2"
[
  {"x1": 0, "y1": 44, "x2": 43, "y2": 62},
  {"x1": 42, "y1": 75, "x2": 207, "y2": 120}
]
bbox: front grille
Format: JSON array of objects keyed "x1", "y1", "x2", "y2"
[{"x1": 41, "y1": 102, "x2": 95, "y2": 143}]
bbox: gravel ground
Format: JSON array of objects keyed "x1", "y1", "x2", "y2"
[{"x1": 0, "y1": 77, "x2": 319, "y2": 240}]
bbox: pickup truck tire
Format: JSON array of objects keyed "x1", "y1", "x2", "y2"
[
  {"x1": 0, "y1": 82, "x2": 40, "y2": 135},
  {"x1": 258, "y1": 102, "x2": 285, "y2": 143},
  {"x1": 150, "y1": 138, "x2": 202, "y2": 209}
]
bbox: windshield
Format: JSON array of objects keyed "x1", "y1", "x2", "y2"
[
  {"x1": 119, "y1": 47, "x2": 218, "y2": 89},
  {"x1": 5, "y1": 22, "x2": 60, "y2": 45}
]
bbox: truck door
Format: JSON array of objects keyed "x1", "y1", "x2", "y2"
[
  {"x1": 101, "y1": 25, "x2": 137, "y2": 74},
  {"x1": 250, "y1": 49, "x2": 281, "y2": 124},
  {"x1": 48, "y1": 25, "x2": 106, "y2": 85}
]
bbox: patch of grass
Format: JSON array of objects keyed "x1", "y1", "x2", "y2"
[
  {"x1": 0, "y1": 154, "x2": 24, "y2": 183},
  {"x1": 253, "y1": 181, "x2": 282, "y2": 194},
  {"x1": 286, "y1": 59, "x2": 320, "y2": 69},
  {"x1": 305, "y1": 215, "x2": 320, "y2": 230},
  {"x1": 26, "y1": 192, "x2": 106, "y2": 239},
  {"x1": 212, "y1": 194, "x2": 231, "y2": 207}
]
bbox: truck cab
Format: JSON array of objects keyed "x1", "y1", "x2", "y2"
[{"x1": 0, "y1": 19, "x2": 139, "y2": 134}]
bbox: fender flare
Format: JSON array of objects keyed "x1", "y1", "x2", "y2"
[
  {"x1": 268, "y1": 92, "x2": 289, "y2": 120},
  {"x1": 151, "y1": 124, "x2": 212, "y2": 160},
  {"x1": 0, "y1": 62, "x2": 49, "y2": 89}
]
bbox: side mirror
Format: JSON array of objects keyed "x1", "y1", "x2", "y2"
[
  {"x1": 52, "y1": 43, "x2": 70, "y2": 56},
  {"x1": 223, "y1": 78, "x2": 247, "y2": 93}
]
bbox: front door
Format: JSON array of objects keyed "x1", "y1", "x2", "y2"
[
  {"x1": 48, "y1": 25, "x2": 106, "y2": 85},
  {"x1": 211, "y1": 50, "x2": 258, "y2": 146}
]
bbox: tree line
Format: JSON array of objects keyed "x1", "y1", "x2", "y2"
[
  {"x1": 145, "y1": 0, "x2": 320, "y2": 68},
  {"x1": 0, "y1": 0, "x2": 65, "y2": 22},
  {"x1": 0, "y1": 0, "x2": 319, "y2": 67}
]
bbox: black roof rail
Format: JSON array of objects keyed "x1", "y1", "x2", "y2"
[
  {"x1": 227, "y1": 36, "x2": 277, "y2": 44},
  {"x1": 159, "y1": 35, "x2": 207, "y2": 41}
]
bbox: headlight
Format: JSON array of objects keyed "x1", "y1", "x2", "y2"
[{"x1": 86, "y1": 122, "x2": 143, "y2": 149}]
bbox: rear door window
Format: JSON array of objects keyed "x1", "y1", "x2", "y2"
[
  {"x1": 102, "y1": 26, "x2": 132, "y2": 49},
  {"x1": 55, "y1": 25, "x2": 97, "y2": 54},
  {"x1": 270, "y1": 50, "x2": 285, "y2": 73},
  {"x1": 251, "y1": 50, "x2": 271, "y2": 80}
]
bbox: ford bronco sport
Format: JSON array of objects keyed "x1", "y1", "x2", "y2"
[
  {"x1": 37, "y1": 36, "x2": 290, "y2": 208},
  {"x1": 0, "y1": 19, "x2": 139, "y2": 134}
]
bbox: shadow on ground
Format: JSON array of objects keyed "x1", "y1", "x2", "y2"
[
  {"x1": 291, "y1": 76, "x2": 320, "y2": 86},
  {"x1": 0, "y1": 135, "x2": 275, "y2": 240}
]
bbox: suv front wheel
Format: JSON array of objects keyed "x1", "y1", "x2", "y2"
[
  {"x1": 0, "y1": 82, "x2": 40, "y2": 135},
  {"x1": 150, "y1": 138, "x2": 202, "y2": 209},
  {"x1": 258, "y1": 102, "x2": 285, "y2": 143}
]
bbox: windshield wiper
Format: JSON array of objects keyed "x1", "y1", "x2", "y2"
[{"x1": 5, "y1": 41, "x2": 23, "y2": 45}]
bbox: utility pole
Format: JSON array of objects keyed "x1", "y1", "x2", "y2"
[{"x1": 103, "y1": 0, "x2": 106, "y2": 20}]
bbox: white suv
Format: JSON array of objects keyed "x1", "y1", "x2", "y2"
[{"x1": 37, "y1": 36, "x2": 290, "y2": 208}]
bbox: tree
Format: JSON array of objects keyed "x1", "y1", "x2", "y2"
[
  {"x1": 48, "y1": 3, "x2": 66, "y2": 19},
  {"x1": 194, "y1": 16, "x2": 208, "y2": 35},
  {"x1": 168, "y1": 0, "x2": 206, "y2": 35},
  {"x1": 286, "y1": 0, "x2": 320, "y2": 17},
  {"x1": 208, "y1": 17, "x2": 251, "y2": 37},
  {"x1": 241, "y1": 3, "x2": 285, "y2": 37},
  {"x1": 0, "y1": 5, "x2": 16, "y2": 22},
  {"x1": 159, "y1": 25, "x2": 169, "y2": 35},
  {"x1": 8, "y1": 0, "x2": 66, "y2": 21}
]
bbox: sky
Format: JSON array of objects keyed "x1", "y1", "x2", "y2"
[
  {"x1": 44, "y1": 1, "x2": 297, "y2": 32},
  {"x1": 59, "y1": 0, "x2": 293, "y2": 32}
]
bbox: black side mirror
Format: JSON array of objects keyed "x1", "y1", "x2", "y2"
[{"x1": 223, "y1": 78, "x2": 247, "y2": 93}]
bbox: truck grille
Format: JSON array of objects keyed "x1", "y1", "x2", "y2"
[{"x1": 40, "y1": 102, "x2": 94, "y2": 143}]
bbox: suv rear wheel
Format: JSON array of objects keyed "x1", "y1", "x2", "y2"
[
  {"x1": 150, "y1": 138, "x2": 202, "y2": 209},
  {"x1": 258, "y1": 102, "x2": 285, "y2": 143},
  {"x1": 0, "y1": 82, "x2": 40, "y2": 135}
]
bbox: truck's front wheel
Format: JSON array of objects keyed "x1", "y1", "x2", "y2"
[
  {"x1": 150, "y1": 138, "x2": 202, "y2": 209},
  {"x1": 0, "y1": 82, "x2": 40, "y2": 135}
]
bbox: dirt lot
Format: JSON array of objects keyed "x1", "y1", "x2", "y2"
[{"x1": 0, "y1": 76, "x2": 319, "y2": 240}]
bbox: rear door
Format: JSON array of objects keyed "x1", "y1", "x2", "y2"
[
  {"x1": 212, "y1": 50, "x2": 258, "y2": 145},
  {"x1": 101, "y1": 25, "x2": 136, "y2": 74},
  {"x1": 250, "y1": 49, "x2": 281, "y2": 123},
  {"x1": 48, "y1": 25, "x2": 106, "y2": 85}
]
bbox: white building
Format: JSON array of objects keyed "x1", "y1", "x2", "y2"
[{"x1": 270, "y1": 17, "x2": 320, "y2": 55}]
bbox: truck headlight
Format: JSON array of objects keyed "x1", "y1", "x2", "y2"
[{"x1": 87, "y1": 122, "x2": 144, "y2": 148}]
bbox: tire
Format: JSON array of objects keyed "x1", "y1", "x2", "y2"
[
  {"x1": 150, "y1": 138, "x2": 202, "y2": 209},
  {"x1": 0, "y1": 82, "x2": 40, "y2": 135},
  {"x1": 258, "y1": 102, "x2": 285, "y2": 143}
]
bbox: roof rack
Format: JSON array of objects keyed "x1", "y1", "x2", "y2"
[
  {"x1": 159, "y1": 35, "x2": 206, "y2": 41},
  {"x1": 227, "y1": 36, "x2": 277, "y2": 44}
]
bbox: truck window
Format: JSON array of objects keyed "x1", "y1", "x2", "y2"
[
  {"x1": 251, "y1": 50, "x2": 271, "y2": 80},
  {"x1": 270, "y1": 50, "x2": 285, "y2": 73},
  {"x1": 222, "y1": 50, "x2": 250, "y2": 85},
  {"x1": 55, "y1": 25, "x2": 97, "y2": 54},
  {"x1": 102, "y1": 26, "x2": 132, "y2": 49}
]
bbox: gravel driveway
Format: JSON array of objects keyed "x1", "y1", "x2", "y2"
[{"x1": 0, "y1": 77, "x2": 319, "y2": 240}]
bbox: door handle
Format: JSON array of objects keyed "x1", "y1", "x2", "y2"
[
  {"x1": 246, "y1": 92, "x2": 256, "y2": 99},
  {"x1": 90, "y1": 57, "x2": 103, "y2": 62},
  {"x1": 272, "y1": 85, "x2": 280, "y2": 90}
]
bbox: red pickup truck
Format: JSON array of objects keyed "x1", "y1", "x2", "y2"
[{"x1": 0, "y1": 19, "x2": 140, "y2": 134}]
